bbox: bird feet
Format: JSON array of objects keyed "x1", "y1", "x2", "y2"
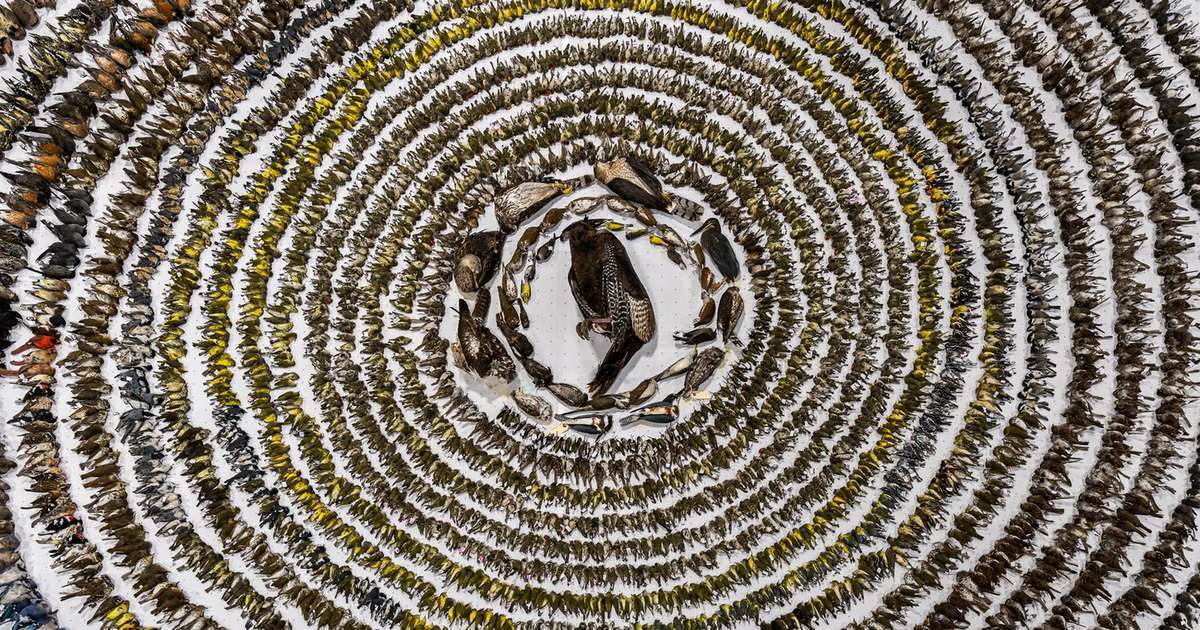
[{"x1": 576, "y1": 317, "x2": 612, "y2": 340}]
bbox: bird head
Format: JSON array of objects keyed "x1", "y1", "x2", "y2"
[
  {"x1": 690, "y1": 217, "x2": 720, "y2": 237},
  {"x1": 453, "y1": 254, "x2": 482, "y2": 293},
  {"x1": 593, "y1": 161, "x2": 611, "y2": 182},
  {"x1": 560, "y1": 219, "x2": 603, "y2": 245}
]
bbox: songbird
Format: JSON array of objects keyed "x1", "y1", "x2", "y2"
[
  {"x1": 692, "y1": 217, "x2": 739, "y2": 280},
  {"x1": 683, "y1": 347, "x2": 725, "y2": 397},
  {"x1": 673, "y1": 326, "x2": 716, "y2": 345},
  {"x1": 717, "y1": 285, "x2": 744, "y2": 346},
  {"x1": 594, "y1": 157, "x2": 672, "y2": 211},
  {"x1": 547, "y1": 382, "x2": 588, "y2": 407},
  {"x1": 694, "y1": 295, "x2": 715, "y2": 326},
  {"x1": 450, "y1": 299, "x2": 515, "y2": 383},
  {"x1": 453, "y1": 230, "x2": 503, "y2": 293},
  {"x1": 512, "y1": 390, "x2": 553, "y2": 423},
  {"x1": 494, "y1": 180, "x2": 572, "y2": 233},
  {"x1": 561, "y1": 413, "x2": 612, "y2": 437},
  {"x1": 561, "y1": 219, "x2": 656, "y2": 395},
  {"x1": 620, "y1": 393, "x2": 679, "y2": 428}
]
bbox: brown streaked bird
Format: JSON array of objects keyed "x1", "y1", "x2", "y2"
[
  {"x1": 547, "y1": 382, "x2": 588, "y2": 407},
  {"x1": 561, "y1": 219, "x2": 655, "y2": 395},
  {"x1": 494, "y1": 180, "x2": 572, "y2": 233},
  {"x1": 451, "y1": 298, "x2": 515, "y2": 383},
  {"x1": 594, "y1": 157, "x2": 672, "y2": 211},
  {"x1": 512, "y1": 390, "x2": 552, "y2": 423},
  {"x1": 683, "y1": 347, "x2": 725, "y2": 397},
  {"x1": 717, "y1": 285, "x2": 744, "y2": 346},
  {"x1": 453, "y1": 230, "x2": 503, "y2": 294}
]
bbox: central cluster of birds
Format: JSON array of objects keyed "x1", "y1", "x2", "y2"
[{"x1": 449, "y1": 157, "x2": 746, "y2": 437}]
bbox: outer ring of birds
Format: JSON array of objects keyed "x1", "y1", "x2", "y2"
[{"x1": 0, "y1": 0, "x2": 1197, "y2": 629}]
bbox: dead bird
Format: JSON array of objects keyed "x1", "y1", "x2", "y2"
[
  {"x1": 547, "y1": 382, "x2": 588, "y2": 407},
  {"x1": 450, "y1": 298, "x2": 515, "y2": 383},
  {"x1": 561, "y1": 219, "x2": 656, "y2": 395},
  {"x1": 694, "y1": 295, "x2": 715, "y2": 326},
  {"x1": 683, "y1": 347, "x2": 725, "y2": 397},
  {"x1": 673, "y1": 326, "x2": 716, "y2": 345},
  {"x1": 559, "y1": 413, "x2": 612, "y2": 437},
  {"x1": 594, "y1": 157, "x2": 672, "y2": 211},
  {"x1": 620, "y1": 393, "x2": 680, "y2": 428},
  {"x1": 655, "y1": 349, "x2": 697, "y2": 382},
  {"x1": 512, "y1": 390, "x2": 553, "y2": 423},
  {"x1": 453, "y1": 230, "x2": 503, "y2": 294},
  {"x1": 717, "y1": 285, "x2": 744, "y2": 346},
  {"x1": 494, "y1": 180, "x2": 571, "y2": 234},
  {"x1": 692, "y1": 217, "x2": 739, "y2": 280}
]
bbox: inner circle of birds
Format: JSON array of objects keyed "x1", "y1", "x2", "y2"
[{"x1": 450, "y1": 157, "x2": 744, "y2": 439}]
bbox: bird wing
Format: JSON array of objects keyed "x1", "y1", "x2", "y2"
[
  {"x1": 625, "y1": 158, "x2": 663, "y2": 196},
  {"x1": 605, "y1": 237, "x2": 656, "y2": 342},
  {"x1": 702, "y1": 231, "x2": 740, "y2": 280},
  {"x1": 607, "y1": 177, "x2": 664, "y2": 210},
  {"x1": 629, "y1": 296, "x2": 655, "y2": 343},
  {"x1": 568, "y1": 267, "x2": 602, "y2": 320}
]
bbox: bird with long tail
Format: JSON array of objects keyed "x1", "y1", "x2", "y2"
[{"x1": 561, "y1": 219, "x2": 656, "y2": 395}]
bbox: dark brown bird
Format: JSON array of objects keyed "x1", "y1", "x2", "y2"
[
  {"x1": 594, "y1": 157, "x2": 672, "y2": 211},
  {"x1": 717, "y1": 285, "x2": 743, "y2": 346},
  {"x1": 561, "y1": 219, "x2": 655, "y2": 395},
  {"x1": 453, "y1": 230, "x2": 503, "y2": 293},
  {"x1": 673, "y1": 326, "x2": 716, "y2": 345},
  {"x1": 451, "y1": 298, "x2": 515, "y2": 382},
  {"x1": 692, "y1": 217, "x2": 739, "y2": 281}
]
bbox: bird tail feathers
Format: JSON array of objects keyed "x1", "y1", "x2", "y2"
[{"x1": 590, "y1": 336, "x2": 641, "y2": 396}]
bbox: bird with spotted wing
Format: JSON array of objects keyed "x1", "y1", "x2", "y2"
[{"x1": 561, "y1": 219, "x2": 656, "y2": 395}]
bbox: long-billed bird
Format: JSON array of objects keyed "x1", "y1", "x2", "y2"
[
  {"x1": 594, "y1": 157, "x2": 673, "y2": 211},
  {"x1": 561, "y1": 219, "x2": 656, "y2": 395},
  {"x1": 691, "y1": 217, "x2": 739, "y2": 280}
]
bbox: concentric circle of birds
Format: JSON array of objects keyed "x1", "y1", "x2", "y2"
[
  {"x1": 449, "y1": 159, "x2": 746, "y2": 439},
  {"x1": 0, "y1": 0, "x2": 1198, "y2": 629}
]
